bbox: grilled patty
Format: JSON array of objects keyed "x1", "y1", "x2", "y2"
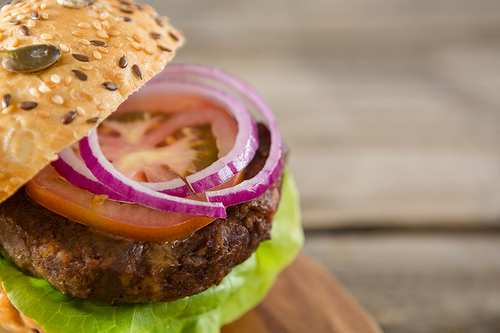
[{"x1": 0, "y1": 124, "x2": 281, "y2": 305}]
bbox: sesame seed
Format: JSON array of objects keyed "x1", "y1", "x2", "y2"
[
  {"x1": 30, "y1": 10, "x2": 39, "y2": 20},
  {"x1": 86, "y1": 116, "x2": 100, "y2": 124},
  {"x1": 29, "y1": 87, "x2": 40, "y2": 98},
  {"x1": 72, "y1": 53, "x2": 90, "y2": 62},
  {"x1": 99, "y1": 11, "x2": 109, "y2": 20},
  {"x1": 96, "y1": 31, "x2": 108, "y2": 39},
  {"x1": 98, "y1": 46, "x2": 109, "y2": 54},
  {"x1": 51, "y1": 95, "x2": 64, "y2": 105},
  {"x1": 78, "y1": 39, "x2": 91, "y2": 46},
  {"x1": 40, "y1": 33, "x2": 53, "y2": 40},
  {"x1": 8, "y1": 19, "x2": 21, "y2": 25},
  {"x1": 149, "y1": 32, "x2": 163, "y2": 40},
  {"x1": 144, "y1": 47, "x2": 154, "y2": 55},
  {"x1": 92, "y1": 21, "x2": 102, "y2": 30},
  {"x1": 72, "y1": 69, "x2": 88, "y2": 81},
  {"x1": 75, "y1": 106, "x2": 85, "y2": 116},
  {"x1": 18, "y1": 25, "x2": 29, "y2": 35},
  {"x1": 1, "y1": 94, "x2": 11, "y2": 109},
  {"x1": 44, "y1": 81, "x2": 56, "y2": 89},
  {"x1": 101, "y1": 20, "x2": 109, "y2": 28},
  {"x1": 9, "y1": 177, "x2": 23, "y2": 186},
  {"x1": 115, "y1": 72, "x2": 125, "y2": 80},
  {"x1": 97, "y1": 102, "x2": 109, "y2": 110},
  {"x1": 93, "y1": 50, "x2": 102, "y2": 59},
  {"x1": 78, "y1": 22, "x2": 91, "y2": 29},
  {"x1": 158, "y1": 45, "x2": 172, "y2": 52},
  {"x1": 27, "y1": 19, "x2": 35, "y2": 27},
  {"x1": 77, "y1": 91, "x2": 92, "y2": 101},
  {"x1": 60, "y1": 43, "x2": 70, "y2": 53},
  {"x1": 51, "y1": 74, "x2": 61, "y2": 84},
  {"x1": 102, "y1": 81, "x2": 118, "y2": 91},
  {"x1": 132, "y1": 64, "x2": 143, "y2": 79},
  {"x1": 80, "y1": 64, "x2": 93, "y2": 70},
  {"x1": 132, "y1": 33, "x2": 142, "y2": 43},
  {"x1": 90, "y1": 39, "x2": 106, "y2": 47},
  {"x1": 61, "y1": 110, "x2": 77, "y2": 124},
  {"x1": 118, "y1": 55, "x2": 128, "y2": 68},
  {"x1": 64, "y1": 76, "x2": 72, "y2": 85},
  {"x1": 114, "y1": 41, "x2": 123, "y2": 48},
  {"x1": 17, "y1": 101, "x2": 37, "y2": 110},
  {"x1": 1, "y1": 105, "x2": 14, "y2": 114},
  {"x1": 40, "y1": 2, "x2": 47, "y2": 10},
  {"x1": 38, "y1": 85, "x2": 51, "y2": 94},
  {"x1": 69, "y1": 89, "x2": 78, "y2": 101},
  {"x1": 40, "y1": 12, "x2": 48, "y2": 19},
  {"x1": 131, "y1": 42, "x2": 141, "y2": 51},
  {"x1": 72, "y1": 31, "x2": 84, "y2": 37},
  {"x1": 10, "y1": 37, "x2": 19, "y2": 47},
  {"x1": 108, "y1": 30, "x2": 119, "y2": 37},
  {"x1": 16, "y1": 14, "x2": 25, "y2": 20}
]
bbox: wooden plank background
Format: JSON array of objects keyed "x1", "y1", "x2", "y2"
[{"x1": 149, "y1": 1, "x2": 500, "y2": 332}]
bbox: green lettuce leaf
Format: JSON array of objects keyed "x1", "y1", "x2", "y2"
[{"x1": 0, "y1": 171, "x2": 303, "y2": 333}]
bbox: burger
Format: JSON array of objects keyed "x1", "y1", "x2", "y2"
[{"x1": 0, "y1": 0, "x2": 303, "y2": 332}]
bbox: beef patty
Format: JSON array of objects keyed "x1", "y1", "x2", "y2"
[{"x1": 0, "y1": 124, "x2": 282, "y2": 305}]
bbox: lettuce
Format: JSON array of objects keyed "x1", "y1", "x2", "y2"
[{"x1": 0, "y1": 171, "x2": 303, "y2": 333}]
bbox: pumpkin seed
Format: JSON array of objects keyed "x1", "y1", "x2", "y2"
[{"x1": 2, "y1": 44, "x2": 62, "y2": 73}]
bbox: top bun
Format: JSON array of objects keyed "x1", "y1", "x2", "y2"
[{"x1": 0, "y1": 0, "x2": 184, "y2": 203}]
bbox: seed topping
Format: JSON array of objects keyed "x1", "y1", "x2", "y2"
[
  {"x1": 57, "y1": 0, "x2": 89, "y2": 9},
  {"x1": 87, "y1": 116, "x2": 100, "y2": 124},
  {"x1": 120, "y1": 5, "x2": 134, "y2": 13},
  {"x1": 72, "y1": 69, "x2": 88, "y2": 81},
  {"x1": 61, "y1": 110, "x2": 77, "y2": 124},
  {"x1": 2, "y1": 44, "x2": 62, "y2": 73},
  {"x1": 118, "y1": 55, "x2": 127, "y2": 68},
  {"x1": 18, "y1": 25, "x2": 29, "y2": 36},
  {"x1": 2, "y1": 94, "x2": 11, "y2": 109},
  {"x1": 132, "y1": 64, "x2": 143, "y2": 79},
  {"x1": 149, "y1": 32, "x2": 162, "y2": 40},
  {"x1": 29, "y1": 10, "x2": 39, "y2": 20},
  {"x1": 72, "y1": 53, "x2": 90, "y2": 62},
  {"x1": 158, "y1": 45, "x2": 172, "y2": 52},
  {"x1": 90, "y1": 39, "x2": 106, "y2": 47},
  {"x1": 8, "y1": 19, "x2": 20, "y2": 25},
  {"x1": 102, "y1": 81, "x2": 118, "y2": 91},
  {"x1": 18, "y1": 101, "x2": 37, "y2": 110}
]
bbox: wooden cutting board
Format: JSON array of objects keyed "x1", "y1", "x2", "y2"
[
  {"x1": 222, "y1": 254, "x2": 383, "y2": 333},
  {"x1": 0, "y1": 254, "x2": 382, "y2": 333}
]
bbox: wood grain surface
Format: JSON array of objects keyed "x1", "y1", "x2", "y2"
[{"x1": 222, "y1": 254, "x2": 383, "y2": 333}]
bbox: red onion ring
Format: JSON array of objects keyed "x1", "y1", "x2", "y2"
[
  {"x1": 79, "y1": 130, "x2": 227, "y2": 219},
  {"x1": 158, "y1": 64, "x2": 284, "y2": 207},
  {"x1": 51, "y1": 147, "x2": 132, "y2": 202},
  {"x1": 125, "y1": 79, "x2": 259, "y2": 194}
]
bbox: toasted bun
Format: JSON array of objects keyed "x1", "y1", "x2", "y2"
[
  {"x1": 0, "y1": 0, "x2": 184, "y2": 203},
  {"x1": 0, "y1": 284, "x2": 44, "y2": 333}
]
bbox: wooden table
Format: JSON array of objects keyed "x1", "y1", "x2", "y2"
[{"x1": 223, "y1": 254, "x2": 382, "y2": 333}]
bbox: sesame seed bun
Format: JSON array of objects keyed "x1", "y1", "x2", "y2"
[{"x1": 0, "y1": 0, "x2": 184, "y2": 203}]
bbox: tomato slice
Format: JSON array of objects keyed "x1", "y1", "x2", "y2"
[
  {"x1": 25, "y1": 167, "x2": 215, "y2": 241},
  {"x1": 97, "y1": 95, "x2": 238, "y2": 183},
  {"x1": 25, "y1": 94, "x2": 242, "y2": 241}
]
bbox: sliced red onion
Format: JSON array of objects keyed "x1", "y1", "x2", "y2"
[
  {"x1": 129, "y1": 79, "x2": 259, "y2": 194},
  {"x1": 158, "y1": 64, "x2": 284, "y2": 207},
  {"x1": 51, "y1": 147, "x2": 132, "y2": 202},
  {"x1": 79, "y1": 130, "x2": 227, "y2": 219}
]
